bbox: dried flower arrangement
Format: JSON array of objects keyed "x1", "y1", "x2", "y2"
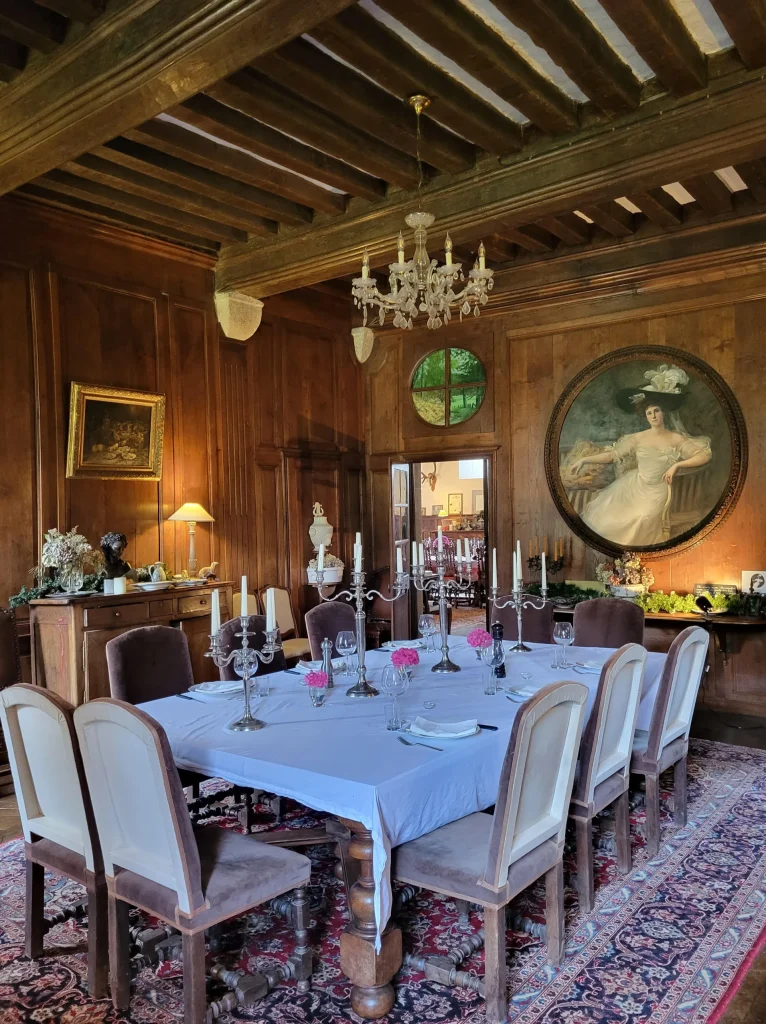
[{"x1": 595, "y1": 551, "x2": 655, "y2": 590}]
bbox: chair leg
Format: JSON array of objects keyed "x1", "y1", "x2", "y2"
[
  {"x1": 644, "y1": 772, "x2": 661, "y2": 859},
  {"x1": 86, "y1": 873, "x2": 109, "y2": 999},
  {"x1": 292, "y1": 886, "x2": 312, "y2": 994},
  {"x1": 673, "y1": 756, "x2": 688, "y2": 827},
  {"x1": 483, "y1": 905, "x2": 507, "y2": 1024},
  {"x1": 574, "y1": 817, "x2": 594, "y2": 914},
  {"x1": 545, "y1": 860, "x2": 565, "y2": 967},
  {"x1": 25, "y1": 860, "x2": 45, "y2": 959},
  {"x1": 108, "y1": 895, "x2": 131, "y2": 1010},
  {"x1": 614, "y1": 790, "x2": 632, "y2": 875},
  {"x1": 182, "y1": 931, "x2": 208, "y2": 1024}
]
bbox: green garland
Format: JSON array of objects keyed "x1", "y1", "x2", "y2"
[
  {"x1": 9, "y1": 572, "x2": 105, "y2": 608},
  {"x1": 526, "y1": 581, "x2": 604, "y2": 604},
  {"x1": 635, "y1": 589, "x2": 743, "y2": 615}
]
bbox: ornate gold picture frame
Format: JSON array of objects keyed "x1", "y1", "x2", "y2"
[
  {"x1": 65, "y1": 382, "x2": 166, "y2": 481},
  {"x1": 544, "y1": 346, "x2": 748, "y2": 558}
]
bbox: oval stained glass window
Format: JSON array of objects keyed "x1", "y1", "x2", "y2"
[{"x1": 411, "y1": 348, "x2": 486, "y2": 426}]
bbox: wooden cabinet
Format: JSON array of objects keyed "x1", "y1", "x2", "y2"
[{"x1": 30, "y1": 583, "x2": 233, "y2": 706}]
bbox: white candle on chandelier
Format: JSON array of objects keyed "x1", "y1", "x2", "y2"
[
  {"x1": 397, "y1": 231, "x2": 405, "y2": 265},
  {"x1": 240, "y1": 575, "x2": 248, "y2": 618},
  {"x1": 512, "y1": 552, "x2": 518, "y2": 594},
  {"x1": 361, "y1": 248, "x2": 370, "y2": 279},
  {"x1": 492, "y1": 547, "x2": 497, "y2": 591},
  {"x1": 516, "y1": 540, "x2": 522, "y2": 588},
  {"x1": 541, "y1": 551, "x2": 547, "y2": 593},
  {"x1": 413, "y1": 541, "x2": 420, "y2": 568},
  {"x1": 455, "y1": 538, "x2": 462, "y2": 563},
  {"x1": 478, "y1": 241, "x2": 486, "y2": 271},
  {"x1": 396, "y1": 547, "x2": 403, "y2": 575},
  {"x1": 317, "y1": 543, "x2": 325, "y2": 572},
  {"x1": 437, "y1": 525, "x2": 443, "y2": 552},
  {"x1": 418, "y1": 542, "x2": 425, "y2": 566},
  {"x1": 356, "y1": 531, "x2": 362, "y2": 548},
  {"x1": 210, "y1": 588, "x2": 221, "y2": 635},
  {"x1": 266, "y1": 587, "x2": 276, "y2": 632},
  {"x1": 354, "y1": 542, "x2": 362, "y2": 573},
  {"x1": 445, "y1": 231, "x2": 453, "y2": 266}
]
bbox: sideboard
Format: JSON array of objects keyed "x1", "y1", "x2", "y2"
[{"x1": 29, "y1": 582, "x2": 233, "y2": 706}]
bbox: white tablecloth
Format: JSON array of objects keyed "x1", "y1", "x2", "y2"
[{"x1": 138, "y1": 638, "x2": 666, "y2": 947}]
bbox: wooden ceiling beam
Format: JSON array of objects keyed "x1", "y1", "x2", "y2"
[
  {"x1": 627, "y1": 188, "x2": 684, "y2": 227},
  {"x1": 18, "y1": 182, "x2": 219, "y2": 251},
  {"x1": 735, "y1": 159, "x2": 766, "y2": 202},
  {"x1": 34, "y1": 0, "x2": 104, "y2": 23},
  {"x1": 254, "y1": 38, "x2": 476, "y2": 174},
  {"x1": 597, "y1": 0, "x2": 706, "y2": 96},
  {"x1": 215, "y1": 71, "x2": 766, "y2": 296},
  {"x1": 0, "y1": 0, "x2": 359, "y2": 195},
  {"x1": 708, "y1": 1, "x2": 766, "y2": 70},
  {"x1": 500, "y1": 224, "x2": 557, "y2": 253},
  {"x1": 373, "y1": 0, "x2": 579, "y2": 135},
  {"x1": 536, "y1": 212, "x2": 591, "y2": 245},
  {"x1": 0, "y1": 0, "x2": 66, "y2": 54},
  {"x1": 0, "y1": 36, "x2": 26, "y2": 82},
  {"x1": 37, "y1": 168, "x2": 249, "y2": 244},
  {"x1": 481, "y1": 235, "x2": 517, "y2": 263},
  {"x1": 309, "y1": 5, "x2": 522, "y2": 156},
  {"x1": 96, "y1": 137, "x2": 312, "y2": 226},
  {"x1": 65, "y1": 154, "x2": 278, "y2": 236},
  {"x1": 681, "y1": 172, "x2": 733, "y2": 214},
  {"x1": 579, "y1": 202, "x2": 635, "y2": 237},
  {"x1": 125, "y1": 119, "x2": 317, "y2": 224},
  {"x1": 177, "y1": 92, "x2": 380, "y2": 203},
  {"x1": 211, "y1": 69, "x2": 422, "y2": 189},
  {"x1": 491, "y1": 0, "x2": 641, "y2": 116}
]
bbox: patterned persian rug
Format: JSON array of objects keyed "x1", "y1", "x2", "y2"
[{"x1": 0, "y1": 738, "x2": 764, "y2": 1023}]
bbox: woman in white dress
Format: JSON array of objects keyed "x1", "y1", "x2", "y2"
[{"x1": 569, "y1": 389, "x2": 712, "y2": 547}]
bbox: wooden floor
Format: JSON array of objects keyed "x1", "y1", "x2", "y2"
[{"x1": 0, "y1": 711, "x2": 763, "y2": 1021}]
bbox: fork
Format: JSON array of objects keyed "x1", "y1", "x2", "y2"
[{"x1": 398, "y1": 735, "x2": 443, "y2": 752}]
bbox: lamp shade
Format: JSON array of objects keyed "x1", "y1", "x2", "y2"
[{"x1": 169, "y1": 502, "x2": 214, "y2": 523}]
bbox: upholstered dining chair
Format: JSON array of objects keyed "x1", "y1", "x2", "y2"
[
  {"x1": 491, "y1": 598, "x2": 555, "y2": 644},
  {"x1": 217, "y1": 614, "x2": 288, "y2": 680},
  {"x1": 74, "y1": 699, "x2": 312, "y2": 1024},
  {"x1": 393, "y1": 681, "x2": 589, "y2": 1024},
  {"x1": 257, "y1": 585, "x2": 311, "y2": 661},
  {"x1": 106, "y1": 626, "x2": 207, "y2": 794},
  {"x1": 631, "y1": 625, "x2": 709, "y2": 857},
  {"x1": 305, "y1": 601, "x2": 356, "y2": 660},
  {"x1": 0, "y1": 684, "x2": 108, "y2": 997},
  {"x1": 569, "y1": 643, "x2": 646, "y2": 912},
  {"x1": 573, "y1": 597, "x2": 644, "y2": 647}
]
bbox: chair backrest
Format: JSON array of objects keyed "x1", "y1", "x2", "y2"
[
  {"x1": 304, "y1": 601, "x2": 356, "y2": 660},
  {"x1": 74, "y1": 699, "x2": 204, "y2": 916},
  {"x1": 0, "y1": 608, "x2": 20, "y2": 690},
  {"x1": 573, "y1": 643, "x2": 646, "y2": 807},
  {"x1": 482, "y1": 681, "x2": 588, "y2": 890},
  {"x1": 257, "y1": 586, "x2": 296, "y2": 638},
  {"x1": 573, "y1": 597, "x2": 644, "y2": 648},
  {"x1": 217, "y1": 614, "x2": 287, "y2": 680},
  {"x1": 106, "y1": 625, "x2": 195, "y2": 704},
  {"x1": 0, "y1": 684, "x2": 100, "y2": 871},
  {"x1": 491, "y1": 599, "x2": 554, "y2": 644},
  {"x1": 646, "y1": 625, "x2": 709, "y2": 759}
]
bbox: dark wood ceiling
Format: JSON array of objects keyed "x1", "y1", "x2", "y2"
[{"x1": 3, "y1": 0, "x2": 766, "y2": 299}]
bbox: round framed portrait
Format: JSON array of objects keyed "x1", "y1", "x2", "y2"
[{"x1": 544, "y1": 346, "x2": 748, "y2": 558}]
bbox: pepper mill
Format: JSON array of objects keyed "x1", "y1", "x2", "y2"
[
  {"x1": 491, "y1": 621, "x2": 506, "y2": 679},
  {"x1": 321, "y1": 637, "x2": 334, "y2": 688}
]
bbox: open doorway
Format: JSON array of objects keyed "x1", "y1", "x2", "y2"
[{"x1": 406, "y1": 456, "x2": 490, "y2": 637}]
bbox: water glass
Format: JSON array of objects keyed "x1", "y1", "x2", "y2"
[
  {"x1": 481, "y1": 644, "x2": 504, "y2": 695},
  {"x1": 381, "y1": 665, "x2": 409, "y2": 729},
  {"x1": 383, "y1": 701, "x2": 400, "y2": 731},
  {"x1": 336, "y1": 630, "x2": 357, "y2": 678},
  {"x1": 310, "y1": 685, "x2": 327, "y2": 708},
  {"x1": 553, "y1": 622, "x2": 574, "y2": 669},
  {"x1": 418, "y1": 613, "x2": 436, "y2": 651}
]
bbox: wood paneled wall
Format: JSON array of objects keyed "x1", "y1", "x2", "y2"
[{"x1": 365, "y1": 262, "x2": 766, "y2": 594}]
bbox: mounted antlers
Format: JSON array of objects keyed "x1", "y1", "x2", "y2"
[{"x1": 421, "y1": 462, "x2": 438, "y2": 492}]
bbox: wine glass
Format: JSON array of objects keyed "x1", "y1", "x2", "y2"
[
  {"x1": 418, "y1": 613, "x2": 436, "y2": 651},
  {"x1": 480, "y1": 643, "x2": 504, "y2": 696},
  {"x1": 553, "y1": 622, "x2": 574, "y2": 669},
  {"x1": 336, "y1": 630, "x2": 357, "y2": 679},
  {"x1": 380, "y1": 665, "x2": 409, "y2": 729}
]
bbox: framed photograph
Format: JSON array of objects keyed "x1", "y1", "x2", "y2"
[
  {"x1": 544, "y1": 346, "x2": 748, "y2": 557},
  {"x1": 448, "y1": 493, "x2": 463, "y2": 515},
  {"x1": 741, "y1": 571, "x2": 766, "y2": 595},
  {"x1": 431, "y1": 504, "x2": 443, "y2": 515},
  {"x1": 472, "y1": 489, "x2": 484, "y2": 513},
  {"x1": 66, "y1": 382, "x2": 166, "y2": 480}
]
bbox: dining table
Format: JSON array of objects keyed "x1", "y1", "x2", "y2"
[{"x1": 139, "y1": 635, "x2": 667, "y2": 1019}]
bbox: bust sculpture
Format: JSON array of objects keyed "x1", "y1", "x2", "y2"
[{"x1": 100, "y1": 532, "x2": 132, "y2": 579}]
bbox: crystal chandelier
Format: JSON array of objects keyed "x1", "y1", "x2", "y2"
[{"x1": 352, "y1": 95, "x2": 494, "y2": 331}]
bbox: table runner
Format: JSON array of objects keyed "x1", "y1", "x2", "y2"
[{"x1": 139, "y1": 638, "x2": 666, "y2": 946}]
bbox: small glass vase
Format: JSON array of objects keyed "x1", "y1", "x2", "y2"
[
  {"x1": 309, "y1": 686, "x2": 327, "y2": 707},
  {"x1": 397, "y1": 666, "x2": 413, "y2": 682},
  {"x1": 59, "y1": 565, "x2": 85, "y2": 593}
]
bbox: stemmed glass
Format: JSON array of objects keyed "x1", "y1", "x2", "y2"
[
  {"x1": 480, "y1": 644, "x2": 505, "y2": 695},
  {"x1": 418, "y1": 613, "x2": 437, "y2": 651},
  {"x1": 380, "y1": 664, "x2": 409, "y2": 730},
  {"x1": 336, "y1": 630, "x2": 357, "y2": 679},
  {"x1": 553, "y1": 622, "x2": 574, "y2": 669}
]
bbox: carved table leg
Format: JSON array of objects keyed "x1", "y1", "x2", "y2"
[{"x1": 338, "y1": 818, "x2": 402, "y2": 1020}]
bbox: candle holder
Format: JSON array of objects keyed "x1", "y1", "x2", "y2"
[
  {"x1": 205, "y1": 617, "x2": 282, "y2": 731},
  {"x1": 312, "y1": 566, "x2": 409, "y2": 697},
  {"x1": 527, "y1": 555, "x2": 565, "y2": 577},
  {"x1": 491, "y1": 579, "x2": 549, "y2": 654},
  {"x1": 412, "y1": 548, "x2": 472, "y2": 673}
]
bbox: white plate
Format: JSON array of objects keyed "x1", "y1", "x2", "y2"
[
  {"x1": 381, "y1": 640, "x2": 426, "y2": 651},
  {"x1": 190, "y1": 680, "x2": 242, "y2": 695},
  {"x1": 133, "y1": 581, "x2": 174, "y2": 591}
]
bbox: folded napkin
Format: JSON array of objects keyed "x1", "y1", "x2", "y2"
[
  {"x1": 573, "y1": 660, "x2": 601, "y2": 675},
  {"x1": 383, "y1": 639, "x2": 425, "y2": 650},
  {"x1": 296, "y1": 658, "x2": 344, "y2": 673},
  {"x1": 409, "y1": 716, "x2": 478, "y2": 739},
  {"x1": 190, "y1": 680, "x2": 242, "y2": 695}
]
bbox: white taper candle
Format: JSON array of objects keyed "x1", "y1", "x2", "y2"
[
  {"x1": 396, "y1": 547, "x2": 403, "y2": 574},
  {"x1": 317, "y1": 543, "x2": 325, "y2": 571},
  {"x1": 412, "y1": 541, "x2": 418, "y2": 567},
  {"x1": 437, "y1": 525, "x2": 443, "y2": 552},
  {"x1": 512, "y1": 552, "x2": 518, "y2": 593},
  {"x1": 210, "y1": 588, "x2": 221, "y2": 635},
  {"x1": 541, "y1": 551, "x2": 547, "y2": 593},
  {"x1": 240, "y1": 575, "x2": 248, "y2": 618},
  {"x1": 354, "y1": 542, "x2": 362, "y2": 573},
  {"x1": 266, "y1": 587, "x2": 276, "y2": 631},
  {"x1": 492, "y1": 548, "x2": 497, "y2": 590},
  {"x1": 418, "y1": 542, "x2": 424, "y2": 566}
]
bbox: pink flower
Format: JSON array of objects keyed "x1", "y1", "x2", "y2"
[
  {"x1": 305, "y1": 670, "x2": 328, "y2": 688},
  {"x1": 391, "y1": 647, "x2": 420, "y2": 669},
  {"x1": 467, "y1": 627, "x2": 492, "y2": 649}
]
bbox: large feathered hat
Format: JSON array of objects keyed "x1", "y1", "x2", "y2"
[{"x1": 616, "y1": 363, "x2": 689, "y2": 414}]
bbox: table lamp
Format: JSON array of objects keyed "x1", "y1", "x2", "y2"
[{"x1": 169, "y1": 502, "x2": 214, "y2": 575}]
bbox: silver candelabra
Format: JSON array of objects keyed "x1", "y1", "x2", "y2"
[
  {"x1": 412, "y1": 547, "x2": 472, "y2": 673},
  {"x1": 312, "y1": 566, "x2": 409, "y2": 697},
  {"x1": 490, "y1": 582, "x2": 548, "y2": 653},
  {"x1": 205, "y1": 617, "x2": 282, "y2": 731}
]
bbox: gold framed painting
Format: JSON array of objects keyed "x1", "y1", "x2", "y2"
[{"x1": 66, "y1": 383, "x2": 166, "y2": 480}]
